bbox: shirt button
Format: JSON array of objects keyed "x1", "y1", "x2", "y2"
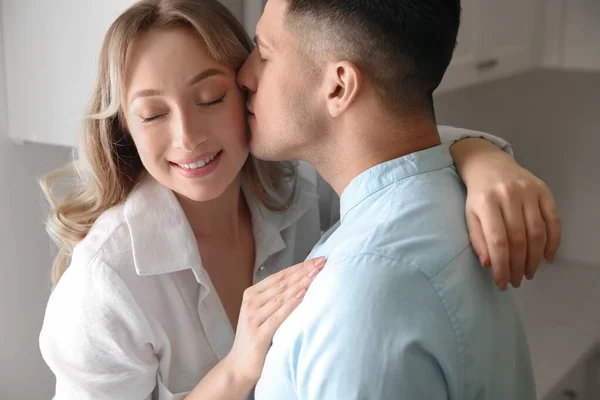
[{"x1": 259, "y1": 265, "x2": 266, "y2": 271}]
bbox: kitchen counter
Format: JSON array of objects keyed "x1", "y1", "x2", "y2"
[{"x1": 512, "y1": 261, "x2": 600, "y2": 398}]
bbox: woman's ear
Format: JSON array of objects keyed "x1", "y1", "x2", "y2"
[{"x1": 324, "y1": 61, "x2": 362, "y2": 118}]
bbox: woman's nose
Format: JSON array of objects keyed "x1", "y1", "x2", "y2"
[{"x1": 172, "y1": 112, "x2": 207, "y2": 152}]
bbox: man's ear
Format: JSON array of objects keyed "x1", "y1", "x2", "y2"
[{"x1": 323, "y1": 61, "x2": 362, "y2": 118}]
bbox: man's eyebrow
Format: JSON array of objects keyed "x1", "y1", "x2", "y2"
[{"x1": 254, "y1": 34, "x2": 273, "y2": 50}]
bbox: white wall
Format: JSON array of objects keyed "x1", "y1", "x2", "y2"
[
  {"x1": 0, "y1": 4, "x2": 72, "y2": 397},
  {"x1": 435, "y1": 69, "x2": 600, "y2": 267},
  {"x1": 0, "y1": 141, "x2": 71, "y2": 398}
]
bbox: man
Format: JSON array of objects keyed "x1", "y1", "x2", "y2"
[{"x1": 237, "y1": 0, "x2": 537, "y2": 399}]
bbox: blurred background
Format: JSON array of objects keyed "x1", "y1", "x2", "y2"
[{"x1": 0, "y1": 1, "x2": 598, "y2": 399}]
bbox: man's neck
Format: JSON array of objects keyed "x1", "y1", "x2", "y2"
[{"x1": 313, "y1": 117, "x2": 441, "y2": 196}]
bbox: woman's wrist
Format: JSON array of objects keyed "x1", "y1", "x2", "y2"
[
  {"x1": 450, "y1": 137, "x2": 511, "y2": 186},
  {"x1": 222, "y1": 354, "x2": 257, "y2": 395},
  {"x1": 183, "y1": 355, "x2": 256, "y2": 400}
]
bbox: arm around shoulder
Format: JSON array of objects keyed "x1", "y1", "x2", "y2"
[{"x1": 438, "y1": 125, "x2": 514, "y2": 156}]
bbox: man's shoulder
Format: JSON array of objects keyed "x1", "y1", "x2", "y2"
[{"x1": 294, "y1": 252, "x2": 457, "y2": 328}]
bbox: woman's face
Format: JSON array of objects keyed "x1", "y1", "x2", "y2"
[{"x1": 123, "y1": 27, "x2": 249, "y2": 202}]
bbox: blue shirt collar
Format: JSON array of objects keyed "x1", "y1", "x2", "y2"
[{"x1": 339, "y1": 143, "x2": 454, "y2": 221}]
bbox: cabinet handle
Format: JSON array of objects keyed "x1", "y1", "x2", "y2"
[{"x1": 476, "y1": 59, "x2": 499, "y2": 70}]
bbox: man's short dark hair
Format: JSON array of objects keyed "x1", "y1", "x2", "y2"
[{"x1": 284, "y1": 0, "x2": 461, "y2": 116}]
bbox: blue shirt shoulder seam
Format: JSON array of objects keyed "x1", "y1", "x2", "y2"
[
  {"x1": 332, "y1": 250, "x2": 468, "y2": 399},
  {"x1": 420, "y1": 246, "x2": 476, "y2": 400}
]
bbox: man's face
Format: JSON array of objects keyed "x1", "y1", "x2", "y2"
[{"x1": 237, "y1": 0, "x2": 322, "y2": 162}]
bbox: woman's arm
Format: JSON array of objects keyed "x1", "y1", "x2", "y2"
[
  {"x1": 42, "y1": 254, "x2": 326, "y2": 400},
  {"x1": 183, "y1": 357, "x2": 252, "y2": 400},
  {"x1": 314, "y1": 126, "x2": 561, "y2": 290},
  {"x1": 450, "y1": 137, "x2": 561, "y2": 290}
]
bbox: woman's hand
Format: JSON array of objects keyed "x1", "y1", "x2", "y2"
[
  {"x1": 452, "y1": 138, "x2": 561, "y2": 290},
  {"x1": 224, "y1": 256, "x2": 327, "y2": 390}
]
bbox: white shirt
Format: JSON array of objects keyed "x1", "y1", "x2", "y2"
[{"x1": 39, "y1": 127, "x2": 511, "y2": 400}]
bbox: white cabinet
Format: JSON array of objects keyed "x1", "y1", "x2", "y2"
[
  {"x1": 439, "y1": 0, "x2": 481, "y2": 93},
  {"x1": 563, "y1": 0, "x2": 600, "y2": 71},
  {"x1": 2, "y1": 0, "x2": 137, "y2": 147},
  {"x1": 0, "y1": 3, "x2": 7, "y2": 138},
  {"x1": 438, "y1": 0, "x2": 542, "y2": 93},
  {"x1": 545, "y1": 0, "x2": 600, "y2": 71}
]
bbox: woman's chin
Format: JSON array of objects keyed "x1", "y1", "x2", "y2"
[{"x1": 173, "y1": 183, "x2": 228, "y2": 203}]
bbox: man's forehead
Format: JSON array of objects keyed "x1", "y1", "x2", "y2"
[
  {"x1": 256, "y1": 13, "x2": 282, "y2": 49},
  {"x1": 259, "y1": 0, "x2": 287, "y2": 33}
]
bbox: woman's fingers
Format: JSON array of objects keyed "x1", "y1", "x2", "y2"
[
  {"x1": 466, "y1": 209, "x2": 490, "y2": 267},
  {"x1": 251, "y1": 257, "x2": 326, "y2": 296},
  {"x1": 523, "y1": 196, "x2": 545, "y2": 280},
  {"x1": 259, "y1": 289, "x2": 309, "y2": 341},
  {"x1": 501, "y1": 201, "x2": 527, "y2": 288},
  {"x1": 255, "y1": 282, "x2": 309, "y2": 329},
  {"x1": 248, "y1": 258, "x2": 326, "y2": 344},
  {"x1": 477, "y1": 198, "x2": 511, "y2": 290},
  {"x1": 539, "y1": 186, "x2": 562, "y2": 262},
  {"x1": 251, "y1": 257, "x2": 325, "y2": 309}
]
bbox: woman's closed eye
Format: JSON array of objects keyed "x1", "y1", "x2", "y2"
[
  {"x1": 197, "y1": 93, "x2": 226, "y2": 108},
  {"x1": 140, "y1": 113, "x2": 167, "y2": 123},
  {"x1": 137, "y1": 93, "x2": 226, "y2": 123}
]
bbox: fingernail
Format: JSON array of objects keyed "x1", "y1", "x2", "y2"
[
  {"x1": 308, "y1": 268, "x2": 320, "y2": 278},
  {"x1": 513, "y1": 280, "x2": 522, "y2": 289},
  {"x1": 498, "y1": 280, "x2": 508, "y2": 291},
  {"x1": 547, "y1": 253, "x2": 555, "y2": 263},
  {"x1": 313, "y1": 257, "x2": 327, "y2": 269},
  {"x1": 483, "y1": 257, "x2": 491, "y2": 268},
  {"x1": 526, "y1": 272, "x2": 534, "y2": 280},
  {"x1": 296, "y1": 289, "x2": 307, "y2": 299}
]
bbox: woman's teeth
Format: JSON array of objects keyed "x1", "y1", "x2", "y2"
[{"x1": 177, "y1": 153, "x2": 218, "y2": 170}]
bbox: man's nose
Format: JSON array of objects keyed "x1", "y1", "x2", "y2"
[
  {"x1": 237, "y1": 52, "x2": 258, "y2": 92},
  {"x1": 237, "y1": 67, "x2": 252, "y2": 92}
]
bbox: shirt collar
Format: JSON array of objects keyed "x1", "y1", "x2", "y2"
[
  {"x1": 339, "y1": 143, "x2": 454, "y2": 221},
  {"x1": 123, "y1": 175, "x2": 209, "y2": 284},
  {"x1": 241, "y1": 172, "x2": 319, "y2": 273},
  {"x1": 124, "y1": 171, "x2": 318, "y2": 286}
]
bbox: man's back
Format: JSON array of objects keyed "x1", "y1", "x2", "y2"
[{"x1": 255, "y1": 144, "x2": 536, "y2": 400}]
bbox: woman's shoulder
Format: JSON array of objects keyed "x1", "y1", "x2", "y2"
[
  {"x1": 73, "y1": 202, "x2": 135, "y2": 273},
  {"x1": 44, "y1": 203, "x2": 149, "y2": 339}
]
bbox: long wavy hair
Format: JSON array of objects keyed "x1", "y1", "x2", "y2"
[{"x1": 41, "y1": 0, "x2": 296, "y2": 288}]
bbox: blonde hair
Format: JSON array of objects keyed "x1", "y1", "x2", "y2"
[{"x1": 41, "y1": 0, "x2": 296, "y2": 288}]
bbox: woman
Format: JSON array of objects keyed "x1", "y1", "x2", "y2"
[{"x1": 39, "y1": 1, "x2": 559, "y2": 399}]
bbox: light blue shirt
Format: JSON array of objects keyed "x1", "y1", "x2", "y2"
[{"x1": 255, "y1": 143, "x2": 536, "y2": 400}]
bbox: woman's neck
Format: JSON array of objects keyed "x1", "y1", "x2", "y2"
[{"x1": 175, "y1": 174, "x2": 250, "y2": 244}]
